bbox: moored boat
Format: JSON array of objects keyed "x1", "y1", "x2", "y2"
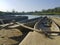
[
  {"x1": 34, "y1": 16, "x2": 60, "y2": 36},
  {"x1": 0, "y1": 15, "x2": 28, "y2": 24}
]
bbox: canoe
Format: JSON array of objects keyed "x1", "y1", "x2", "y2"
[
  {"x1": 5, "y1": 17, "x2": 42, "y2": 28},
  {"x1": 0, "y1": 17, "x2": 43, "y2": 45},
  {"x1": 34, "y1": 16, "x2": 60, "y2": 36},
  {"x1": 0, "y1": 16, "x2": 28, "y2": 24}
]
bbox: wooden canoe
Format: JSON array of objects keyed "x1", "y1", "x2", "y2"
[
  {"x1": 4, "y1": 17, "x2": 42, "y2": 28},
  {"x1": 34, "y1": 16, "x2": 60, "y2": 35},
  {"x1": 0, "y1": 16, "x2": 28, "y2": 24}
]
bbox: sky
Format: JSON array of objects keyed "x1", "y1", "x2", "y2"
[{"x1": 0, "y1": 0, "x2": 60, "y2": 12}]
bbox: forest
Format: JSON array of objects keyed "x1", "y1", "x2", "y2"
[{"x1": 0, "y1": 7, "x2": 60, "y2": 15}]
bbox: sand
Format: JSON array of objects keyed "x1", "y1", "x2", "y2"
[{"x1": 19, "y1": 31, "x2": 60, "y2": 45}]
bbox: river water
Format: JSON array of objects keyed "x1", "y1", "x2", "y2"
[{"x1": 15, "y1": 15, "x2": 60, "y2": 19}]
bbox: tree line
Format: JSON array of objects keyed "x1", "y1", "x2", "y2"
[{"x1": 0, "y1": 7, "x2": 60, "y2": 15}]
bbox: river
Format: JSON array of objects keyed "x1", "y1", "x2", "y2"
[{"x1": 15, "y1": 15, "x2": 60, "y2": 19}]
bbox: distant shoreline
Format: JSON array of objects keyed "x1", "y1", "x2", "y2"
[{"x1": 0, "y1": 7, "x2": 60, "y2": 15}]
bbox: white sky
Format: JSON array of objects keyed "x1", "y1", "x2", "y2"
[{"x1": 0, "y1": 0, "x2": 60, "y2": 12}]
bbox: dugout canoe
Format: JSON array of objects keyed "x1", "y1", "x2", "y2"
[
  {"x1": 5, "y1": 17, "x2": 42, "y2": 28},
  {"x1": 34, "y1": 16, "x2": 60, "y2": 35},
  {"x1": 0, "y1": 15, "x2": 28, "y2": 24}
]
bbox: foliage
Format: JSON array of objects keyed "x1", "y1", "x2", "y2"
[{"x1": 0, "y1": 7, "x2": 60, "y2": 15}]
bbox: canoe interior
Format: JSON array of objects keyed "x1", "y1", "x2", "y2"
[{"x1": 19, "y1": 17, "x2": 42, "y2": 28}]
